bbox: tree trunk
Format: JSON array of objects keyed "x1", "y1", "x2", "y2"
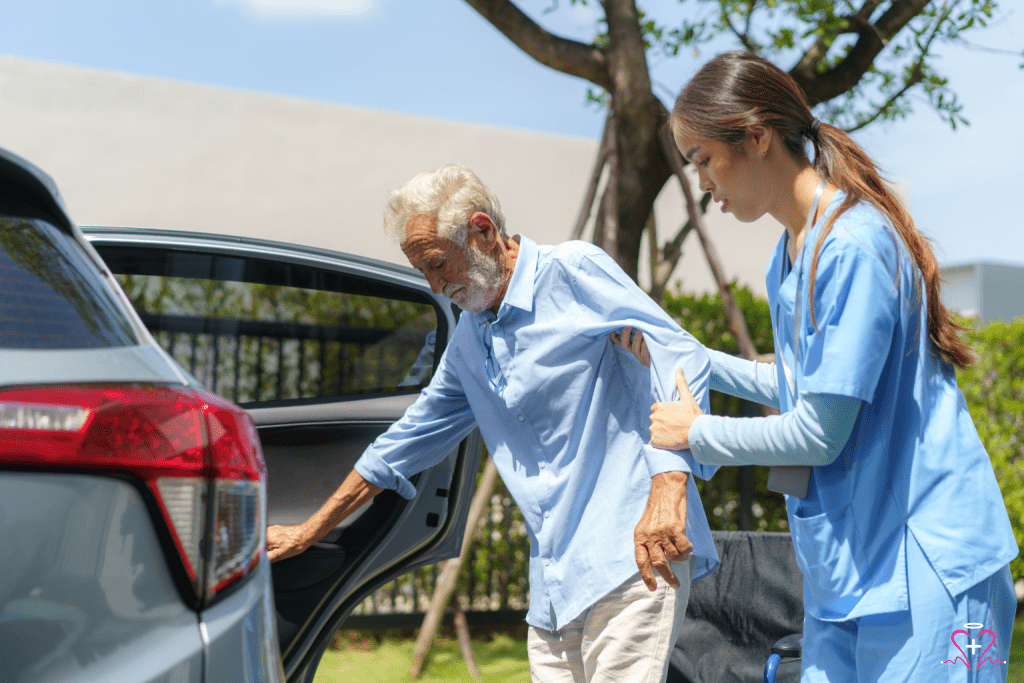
[
  {"x1": 463, "y1": 0, "x2": 972, "y2": 289},
  {"x1": 601, "y1": 0, "x2": 674, "y2": 279},
  {"x1": 410, "y1": 457, "x2": 500, "y2": 677}
]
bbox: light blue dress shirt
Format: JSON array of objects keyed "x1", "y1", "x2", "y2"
[
  {"x1": 690, "y1": 193, "x2": 1017, "y2": 622},
  {"x1": 355, "y1": 236, "x2": 718, "y2": 630}
]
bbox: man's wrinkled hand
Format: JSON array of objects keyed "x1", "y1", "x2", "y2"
[
  {"x1": 267, "y1": 524, "x2": 312, "y2": 563},
  {"x1": 649, "y1": 367, "x2": 704, "y2": 451},
  {"x1": 634, "y1": 471, "x2": 692, "y2": 591},
  {"x1": 610, "y1": 326, "x2": 651, "y2": 368}
]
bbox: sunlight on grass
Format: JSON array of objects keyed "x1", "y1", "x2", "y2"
[
  {"x1": 317, "y1": 615, "x2": 1024, "y2": 683},
  {"x1": 313, "y1": 632, "x2": 531, "y2": 683},
  {"x1": 1009, "y1": 616, "x2": 1024, "y2": 683}
]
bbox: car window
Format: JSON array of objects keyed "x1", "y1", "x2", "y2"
[
  {"x1": 0, "y1": 213, "x2": 137, "y2": 350},
  {"x1": 96, "y1": 246, "x2": 444, "y2": 406}
]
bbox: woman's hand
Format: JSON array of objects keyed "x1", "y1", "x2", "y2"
[
  {"x1": 610, "y1": 326, "x2": 650, "y2": 368},
  {"x1": 650, "y1": 367, "x2": 704, "y2": 450}
]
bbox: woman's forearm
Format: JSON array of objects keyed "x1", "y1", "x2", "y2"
[
  {"x1": 707, "y1": 348, "x2": 780, "y2": 409},
  {"x1": 688, "y1": 392, "x2": 861, "y2": 467}
]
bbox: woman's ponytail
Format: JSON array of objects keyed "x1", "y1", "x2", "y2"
[
  {"x1": 674, "y1": 51, "x2": 975, "y2": 369},
  {"x1": 810, "y1": 122, "x2": 975, "y2": 368}
]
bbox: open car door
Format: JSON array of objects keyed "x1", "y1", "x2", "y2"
[{"x1": 84, "y1": 227, "x2": 483, "y2": 683}]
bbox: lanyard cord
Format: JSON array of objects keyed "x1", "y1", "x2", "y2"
[
  {"x1": 780, "y1": 177, "x2": 826, "y2": 400},
  {"x1": 767, "y1": 177, "x2": 827, "y2": 499}
]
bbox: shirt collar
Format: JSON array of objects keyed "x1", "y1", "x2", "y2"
[{"x1": 500, "y1": 234, "x2": 537, "y2": 315}]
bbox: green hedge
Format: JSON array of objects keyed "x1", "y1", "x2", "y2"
[{"x1": 958, "y1": 318, "x2": 1024, "y2": 585}]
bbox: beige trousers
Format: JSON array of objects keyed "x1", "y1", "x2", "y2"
[{"x1": 527, "y1": 560, "x2": 694, "y2": 683}]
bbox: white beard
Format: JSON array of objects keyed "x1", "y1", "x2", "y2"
[{"x1": 445, "y1": 244, "x2": 503, "y2": 312}]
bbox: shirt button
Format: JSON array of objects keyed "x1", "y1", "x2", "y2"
[
  {"x1": 539, "y1": 462, "x2": 546, "y2": 469},
  {"x1": 518, "y1": 415, "x2": 525, "y2": 422},
  {"x1": 544, "y1": 511, "x2": 550, "y2": 519},
  {"x1": 543, "y1": 560, "x2": 550, "y2": 567}
]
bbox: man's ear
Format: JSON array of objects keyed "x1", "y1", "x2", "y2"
[{"x1": 468, "y1": 212, "x2": 497, "y2": 248}]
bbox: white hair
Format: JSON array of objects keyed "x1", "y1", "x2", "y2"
[{"x1": 381, "y1": 164, "x2": 506, "y2": 246}]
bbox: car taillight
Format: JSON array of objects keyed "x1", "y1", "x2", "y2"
[{"x1": 0, "y1": 384, "x2": 267, "y2": 604}]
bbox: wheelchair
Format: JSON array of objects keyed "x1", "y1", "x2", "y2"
[
  {"x1": 763, "y1": 633, "x2": 801, "y2": 682},
  {"x1": 666, "y1": 531, "x2": 804, "y2": 683}
]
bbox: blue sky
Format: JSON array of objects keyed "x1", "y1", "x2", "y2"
[{"x1": 1, "y1": 0, "x2": 1021, "y2": 266}]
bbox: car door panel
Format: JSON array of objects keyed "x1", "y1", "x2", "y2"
[{"x1": 85, "y1": 228, "x2": 481, "y2": 682}]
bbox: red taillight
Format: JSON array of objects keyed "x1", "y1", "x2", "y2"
[{"x1": 0, "y1": 384, "x2": 267, "y2": 604}]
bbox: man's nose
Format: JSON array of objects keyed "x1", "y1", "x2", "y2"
[{"x1": 425, "y1": 271, "x2": 445, "y2": 294}]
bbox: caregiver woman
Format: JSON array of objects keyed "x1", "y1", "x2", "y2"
[{"x1": 641, "y1": 51, "x2": 1018, "y2": 681}]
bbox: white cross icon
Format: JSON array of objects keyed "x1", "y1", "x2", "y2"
[{"x1": 964, "y1": 638, "x2": 982, "y2": 655}]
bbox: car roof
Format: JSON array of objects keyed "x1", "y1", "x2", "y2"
[
  {"x1": 0, "y1": 146, "x2": 75, "y2": 233},
  {"x1": 81, "y1": 226, "x2": 428, "y2": 282}
]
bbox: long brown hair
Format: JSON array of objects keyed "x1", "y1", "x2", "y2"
[{"x1": 672, "y1": 51, "x2": 973, "y2": 368}]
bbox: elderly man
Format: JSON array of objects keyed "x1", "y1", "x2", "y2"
[{"x1": 267, "y1": 164, "x2": 718, "y2": 682}]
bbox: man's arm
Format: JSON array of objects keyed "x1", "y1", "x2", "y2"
[
  {"x1": 634, "y1": 471, "x2": 691, "y2": 590},
  {"x1": 267, "y1": 470, "x2": 382, "y2": 562},
  {"x1": 567, "y1": 249, "x2": 713, "y2": 590},
  {"x1": 267, "y1": 331, "x2": 475, "y2": 563}
]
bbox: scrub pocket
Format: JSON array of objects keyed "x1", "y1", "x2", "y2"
[{"x1": 790, "y1": 503, "x2": 863, "y2": 619}]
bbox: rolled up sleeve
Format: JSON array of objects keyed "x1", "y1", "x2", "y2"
[{"x1": 353, "y1": 342, "x2": 476, "y2": 499}]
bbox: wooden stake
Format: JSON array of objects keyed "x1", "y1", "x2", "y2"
[
  {"x1": 453, "y1": 608, "x2": 482, "y2": 679},
  {"x1": 571, "y1": 114, "x2": 613, "y2": 241},
  {"x1": 410, "y1": 457, "x2": 500, "y2": 677}
]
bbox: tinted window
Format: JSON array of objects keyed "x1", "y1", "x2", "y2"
[
  {"x1": 97, "y1": 246, "x2": 443, "y2": 406},
  {"x1": 0, "y1": 216, "x2": 136, "y2": 349}
]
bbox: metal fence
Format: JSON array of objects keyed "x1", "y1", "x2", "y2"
[
  {"x1": 349, "y1": 449, "x2": 787, "y2": 627},
  {"x1": 350, "y1": 485, "x2": 531, "y2": 626}
]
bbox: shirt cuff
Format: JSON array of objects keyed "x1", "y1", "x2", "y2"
[
  {"x1": 354, "y1": 446, "x2": 418, "y2": 500},
  {"x1": 642, "y1": 443, "x2": 693, "y2": 478}
]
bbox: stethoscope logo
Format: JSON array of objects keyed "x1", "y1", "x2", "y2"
[{"x1": 942, "y1": 623, "x2": 1006, "y2": 669}]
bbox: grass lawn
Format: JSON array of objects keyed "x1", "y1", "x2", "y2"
[
  {"x1": 315, "y1": 616, "x2": 1024, "y2": 682},
  {"x1": 313, "y1": 629, "x2": 531, "y2": 683},
  {"x1": 1009, "y1": 616, "x2": 1024, "y2": 683}
]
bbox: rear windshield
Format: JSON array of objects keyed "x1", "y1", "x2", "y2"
[{"x1": 0, "y1": 214, "x2": 137, "y2": 349}]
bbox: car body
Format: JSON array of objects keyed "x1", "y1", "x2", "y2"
[{"x1": 0, "y1": 146, "x2": 482, "y2": 683}]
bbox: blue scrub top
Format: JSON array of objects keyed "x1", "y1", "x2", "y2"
[{"x1": 767, "y1": 192, "x2": 1018, "y2": 622}]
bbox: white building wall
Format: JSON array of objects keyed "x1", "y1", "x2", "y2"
[
  {"x1": 941, "y1": 264, "x2": 982, "y2": 319},
  {"x1": 0, "y1": 55, "x2": 787, "y2": 297},
  {"x1": 940, "y1": 261, "x2": 1024, "y2": 324}
]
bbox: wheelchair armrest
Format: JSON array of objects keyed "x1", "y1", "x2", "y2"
[{"x1": 772, "y1": 632, "x2": 802, "y2": 658}]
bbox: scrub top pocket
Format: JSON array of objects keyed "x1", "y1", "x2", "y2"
[{"x1": 790, "y1": 503, "x2": 865, "y2": 620}]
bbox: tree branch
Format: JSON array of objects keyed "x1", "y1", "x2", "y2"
[
  {"x1": 720, "y1": 0, "x2": 758, "y2": 52},
  {"x1": 463, "y1": 0, "x2": 611, "y2": 90},
  {"x1": 852, "y1": 0, "x2": 886, "y2": 24},
  {"x1": 571, "y1": 116, "x2": 614, "y2": 240},
  {"x1": 649, "y1": 197, "x2": 709, "y2": 304},
  {"x1": 410, "y1": 457, "x2": 499, "y2": 677},
  {"x1": 844, "y1": 0, "x2": 956, "y2": 132},
  {"x1": 843, "y1": 2, "x2": 953, "y2": 133},
  {"x1": 793, "y1": 0, "x2": 930, "y2": 105},
  {"x1": 843, "y1": 64, "x2": 923, "y2": 132}
]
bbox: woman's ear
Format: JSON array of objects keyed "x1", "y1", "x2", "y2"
[{"x1": 747, "y1": 125, "x2": 773, "y2": 157}]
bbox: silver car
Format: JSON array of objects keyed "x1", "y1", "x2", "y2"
[{"x1": 0, "y1": 147, "x2": 483, "y2": 683}]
